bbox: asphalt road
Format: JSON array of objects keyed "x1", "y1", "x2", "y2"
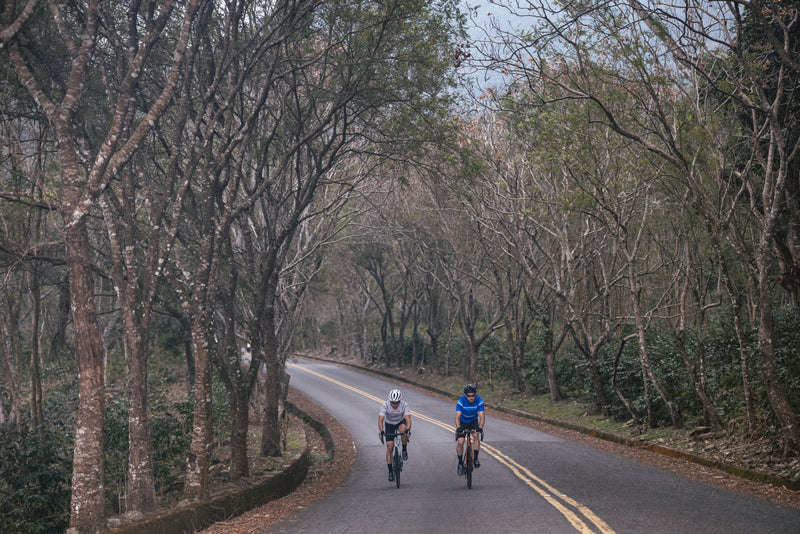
[{"x1": 263, "y1": 358, "x2": 800, "y2": 533}]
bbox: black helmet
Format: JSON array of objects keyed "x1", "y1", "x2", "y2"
[{"x1": 464, "y1": 384, "x2": 477, "y2": 394}]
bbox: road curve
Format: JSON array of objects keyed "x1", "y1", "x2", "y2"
[{"x1": 261, "y1": 358, "x2": 800, "y2": 534}]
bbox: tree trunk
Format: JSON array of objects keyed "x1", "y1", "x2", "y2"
[
  {"x1": 65, "y1": 222, "x2": 107, "y2": 534},
  {"x1": 612, "y1": 336, "x2": 639, "y2": 424},
  {"x1": 543, "y1": 318, "x2": 562, "y2": 402},
  {"x1": 677, "y1": 339, "x2": 722, "y2": 430},
  {"x1": 411, "y1": 314, "x2": 420, "y2": 369},
  {"x1": 5, "y1": 298, "x2": 23, "y2": 425},
  {"x1": 261, "y1": 318, "x2": 282, "y2": 458},
  {"x1": 0, "y1": 317, "x2": 22, "y2": 426},
  {"x1": 183, "y1": 327, "x2": 195, "y2": 396},
  {"x1": 230, "y1": 388, "x2": 251, "y2": 479},
  {"x1": 710, "y1": 227, "x2": 758, "y2": 432},
  {"x1": 586, "y1": 349, "x2": 610, "y2": 415},
  {"x1": 509, "y1": 328, "x2": 525, "y2": 393},
  {"x1": 428, "y1": 332, "x2": 440, "y2": 373},
  {"x1": 465, "y1": 338, "x2": 480, "y2": 384},
  {"x1": 123, "y1": 322, "x2": 157, "y2": 513},
  {"x1": 29, "y1": 270, "x2": 44, "y2": 427},
  {"x1": 757, "y1": 258, "x2": 800, "y2": 454},
  {"x1": 634, "y1": 306, "x2": 682, "y2": 428},
  {"x1": 573, "y1": 335, "x2": 611, "y2": 415},
  {"x1": 184, "y1": 316, "x2": 213, "y2": 500},
  {"x1": 0, "y1": 322, "x2": 18, "y2": 425}
]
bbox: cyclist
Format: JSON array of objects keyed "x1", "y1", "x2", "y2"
[
  {"x1": 455, "y1": 383, "x2": 484, "y2": 476},
  {"x1": 378, "y1": 388, "x2": 412, "y2": 482}
]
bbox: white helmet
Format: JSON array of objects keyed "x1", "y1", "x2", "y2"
[{"x1": 388, "y1": 389, "x2": 402, "y2": 402}]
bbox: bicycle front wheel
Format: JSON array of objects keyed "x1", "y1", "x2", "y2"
[
  {"x1": 465, "y1": 446, "x2": 473, "y2": 489},
  {"x1": 393, "y1": 448, "x2": 402, "y2": 488}
]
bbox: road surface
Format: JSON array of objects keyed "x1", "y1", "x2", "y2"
[{"x1": 262, "y1": 358, "x2": 800, "y2": 533}]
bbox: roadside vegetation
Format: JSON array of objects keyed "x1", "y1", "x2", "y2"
[{"x1": 314, "y1": 301, "x2": 800, "y2": 486}]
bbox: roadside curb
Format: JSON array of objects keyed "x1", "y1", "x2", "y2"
[
  {"x1": 302, "y1": 355, "x2": 800, "y2": 492},
  {"x1": 100, "y1": 400, "x2": 330, "y2": 534}
]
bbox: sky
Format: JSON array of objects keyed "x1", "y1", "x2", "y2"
[{"x1": 460, "y1": 0, "x2": 522, "y2": 90}]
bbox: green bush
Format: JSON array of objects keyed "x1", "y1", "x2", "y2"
[
  {"x1": 104, "y1": 390, "x2": 193, "y2": 511},
  {"x1": 150, "y1": 397, "x2": 192, "y2": 493},
  {"x1": 0, "y1": 422, "x2": 72, "y2": 534},
  {"x1": 773, "y1": 306, "x2": 800, "y2": 412},
  {"x1": 104, "y1": 394, "x2": 129, "y2": 513}
]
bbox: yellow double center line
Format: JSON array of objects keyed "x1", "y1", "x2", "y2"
[{"x1": 289, "y1": 362, "x2": 615, "y2": 534}]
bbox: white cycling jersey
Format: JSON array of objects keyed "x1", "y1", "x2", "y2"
[{"x1": 379, "y1": 399, "x2": 409, "y2": 425}]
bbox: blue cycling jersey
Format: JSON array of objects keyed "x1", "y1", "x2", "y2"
[{"x1": 456, "y1": 394, "x2": 484, "y2": 423}]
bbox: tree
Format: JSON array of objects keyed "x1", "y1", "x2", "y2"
[
  {"x1": 474, "y1": 0, "x2": 800, "y2": 451},
  {"x1": 159, "y1": 0, "x2": 464, "y2": 490},
  {"x1": 3, "y1": 0, "x2": 208, "y2": 527},
  {"x1": 425, "y1": 162, "x2": 507, "y2": 383}
]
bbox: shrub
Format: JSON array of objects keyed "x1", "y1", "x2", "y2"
[
  {"x1": 104, "y1": 389, "x2": 193, "y2": 511},
  {"x1": 0, "y1": 422, "x2": 72, "y2": 534}
]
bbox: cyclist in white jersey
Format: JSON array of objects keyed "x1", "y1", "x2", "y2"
[{"x1": 378, "y1": 389, "x2": 412, "y2": 482}]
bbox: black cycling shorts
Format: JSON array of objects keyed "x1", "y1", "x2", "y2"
[
  {"x1": 384, "y1": 421, "x2": 407, "y2": 440},
  {"x1": 456, "y1": 419, "x2": 480, "y2": 439}
]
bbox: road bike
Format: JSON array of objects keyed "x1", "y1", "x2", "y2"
[
  {"x1": 381, "y1": 429, "x2": 409, "y2": 488},
  {"x1": 460, "y1": 428, "x2": 482, "y2": 489}
]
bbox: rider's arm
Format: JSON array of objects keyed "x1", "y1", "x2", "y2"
[
  {"x1": 378, "y1": 414, "x2": 385, "y2": 433},
  {"x1": 404, "y1": 414, "x2": 411, "y2": 431},
  {"x1": 478, "y1": 411, "x2": 485, "y2": 429},
  {"x1": 455, "y1": 410, "x2": 462, "y2": 429}
]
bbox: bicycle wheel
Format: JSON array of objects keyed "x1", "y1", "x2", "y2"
[
  {"x1": 465, "y1": 445, "x2": 473, "y2": 489},
  {"x1": 393, "y1": 447, "x2": 402, "y2": 488}
]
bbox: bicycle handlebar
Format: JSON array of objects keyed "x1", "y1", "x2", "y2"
[
  {"x1": 380, "y1": 429, "x2": 410, "y2": 444},
  {"x1": 455, "y1": 427, "x2": 484, "y2": 440}
]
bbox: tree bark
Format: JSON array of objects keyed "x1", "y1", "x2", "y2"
[
  {"x1": 0, "y1": 307, "x2": 22, "y2": 426},
  {"x1": 29, "y1": 270, "x2": 44, "y2": 428},
  {"x1": 757, "y1": 252, "x2": 800, "y2": 454},
  {"x1": 543, "y1": 311, "x2": 567, "y2": 402},
  {"x1": 573, "y1": 334, "x2": 611, "y2": 415},
  {"x1": 261, "y1": 307, "x2": 283, "y2": 458},
  {"x1": 122, "y1": 318, "x2": 157, "y2": 512},
  {"x1": 630, "y1": 274, "x2": 682, "y2": 428},
  {"x1": 65, "y1": 222, "x2": 107, "y2": 534},
  {"x1": 230, "y1": 387, "x2": 251, "y2": 478},
  {"x1": 184, "y1": 313, "x2": 214, "y2": 500}
]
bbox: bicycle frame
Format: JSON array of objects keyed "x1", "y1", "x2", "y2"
[
  {"x1": 460, "y1": 428, "x2": 480, "y2": 489},
  {"x1": 382, "y1": 430, "x2": 407, "y2": 488}
]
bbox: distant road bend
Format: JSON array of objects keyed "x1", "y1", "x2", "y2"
[{"x1": 262, "y1": 359, "x2": 800, "y2": 534}]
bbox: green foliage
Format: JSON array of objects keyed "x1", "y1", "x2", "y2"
[
  {"x1": 0, "y1": 375, "x2": 76, "y2": 533},
  {"x1": 522, "y1": 357, "x2": 548, "y2": 394},
  {"x1": 773, "y1": 306, "x2": 800, "y2": 412},
  {"x1": 0, "y1": 423, "x2": 72, "y2": 534},
  {"x1": 104, "y1": 389, "x2": 193, "y2": 512},
  {"x1": 647, "y1": 329, "x2": 699, "y2": 420},
  {"x1": 212, "y1": 374, "x2": 232, "y2": 444},
  {"x1": 104, "y1": 394, "x2": 129, "y2": 511},
  {"x1": 478, "y1": 336, "x2": 510, "y2": 387},
  {"x1": 150, "y1": 398, "x2": 192, "y2": 493},
  {"x1": 703, "y1": 312, "x2": 752, "y2": 418}
]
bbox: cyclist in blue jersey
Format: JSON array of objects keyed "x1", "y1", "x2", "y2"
[
  {"x1": 455, "y1": 383, "x2": 484, "y2": 476},
  {"x1": 379, "y1": 389, "x2": 412, "y2": 482}
]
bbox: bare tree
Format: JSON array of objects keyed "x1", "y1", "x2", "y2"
[
  {"x1": 424, "y1": 175, "x2": 507, "y2": 384},
  {"x1": 474, "y1": 0, "x2": 800, "y2": 451}
]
